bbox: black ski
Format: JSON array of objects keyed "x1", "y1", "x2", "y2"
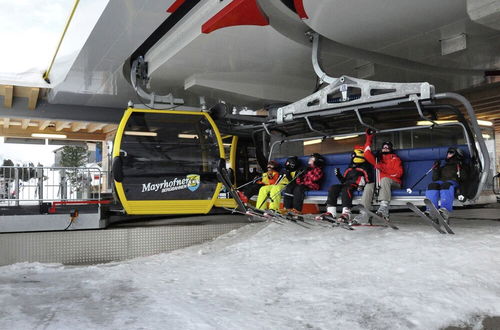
[
  {"x1": 223, "y1": 207, "x2": 284, "y2": 224},
  {"x1": 357, "y1": 205, "x2": 399, "y2": 230},
  {"x1": 312, "y1": 213, "x2": 354, "y2": 230},
  {"x1": 246, "y1": 205, "x2": 286, "y2": 224},
  {"x1": 406, "y1": 202, "x2": 446, "y2": 234},
  {"x1": 264, "y1": 210, "x2": 312, "y2": 229},
  {"x1": 216, "y1": 167, "x2": 247, "y2": 213},
  {"x1": 423, "y1": 199, "x2": 455, "y2": 234}
]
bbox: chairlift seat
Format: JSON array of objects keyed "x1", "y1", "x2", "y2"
[{"x1": 275, "y1": 145, "x2": 470, "y2": 201}]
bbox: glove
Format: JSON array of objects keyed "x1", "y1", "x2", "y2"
[
  {"x1": 365, "y1": 129, "x2": 374, "y2": 145},
  {"x1": 433, "y1": 160, "x2": 441, "y2": 168},
  {"x1": 458, "y1": 194, "x2": 465, "y2": 202}
]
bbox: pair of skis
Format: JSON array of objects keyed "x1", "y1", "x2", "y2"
[
  {"x1": 356, "y1": 205, "x2": 399, "y2": 230},
  {"x1": 407, "y1": 198, "x2": 454, "y2": 234},
  {"x1": 313, "y1": 213, "x2": 356, "y2": 230}
]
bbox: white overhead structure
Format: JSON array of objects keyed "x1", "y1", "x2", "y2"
[{"x1": 46, "y1": 0, "x2": 499, "y2": 110}]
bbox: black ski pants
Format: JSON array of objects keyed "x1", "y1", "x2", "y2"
[
  {"x1": 326, "y1": 183, "x2": 356, "y2": 208},
  {"x1": 283, "y1": 183, "x2": 309, "y2": 211}
]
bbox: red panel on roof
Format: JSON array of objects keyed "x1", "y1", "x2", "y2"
[
  {"x1": 202, "y1": 0, "x2": 269, "y2": 34},
  {"x1": 293, "y1": 0, "x2": 308, "y2": 19},
  {"x1": 166, "y1": 0, "x2": 186, "y2": 13}
]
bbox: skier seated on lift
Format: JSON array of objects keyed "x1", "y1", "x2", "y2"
[
  {"x1": 425, "y1": 147, "x2": 468, "y2": 223},
  {"x1": 256, "y1": 156, "x2": 301, "y2": 211},
  {"x1": 238, "y1": 160, "x2": 279, "y2": 204},
  {"x1": 318, "y1": 145, "x2": 374, "y2": 224},
  {"x1": 354, "y1": 129, "x2": 403, "y2": 223},
  {"x1": 283, "y1": 153, "x2": 324, "y2": 214}
]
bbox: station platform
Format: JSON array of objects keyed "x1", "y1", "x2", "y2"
[{"x1": 0, "y1": 214, "x2": 252, "y2": 266}]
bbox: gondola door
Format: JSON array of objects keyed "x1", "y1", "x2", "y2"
[{"x1": 112, "y1": 108, "x2": 225, "y2": 215}]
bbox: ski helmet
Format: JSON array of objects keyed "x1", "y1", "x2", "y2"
[
  {"x1": 351, "y1": 145, "x2": 365, "y2": 164},
  {"x1": 310, "y1": 153, "x2": 325, "y2": 167},
  {"x1": 267, "y1": 160, "x2": 279, "y2": 170},
  {"x1": 285, "y1": 156, "x2": 299, "y2": 171},
  {"x1": 381, "y1": 141, "x2": 394, "y2": 154},
  {"x1": 446, "y1": 147, "x2": 464, "y2": 160}
]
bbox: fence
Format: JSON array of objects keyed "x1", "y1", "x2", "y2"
[{"x1": 0, "y1": 166, "x2": 105, "y2": 206}]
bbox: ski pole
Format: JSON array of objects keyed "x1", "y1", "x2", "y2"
[
  {"x1": 236, "y1": 176, "x2": 262, "y2": 190},
  {"x1": 258, "y1": 168, "x2": 307, "y2": 209},
  {"x1": 406, "y1": 165, "x2": 436, "y2": 194}
]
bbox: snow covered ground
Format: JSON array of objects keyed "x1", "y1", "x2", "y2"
[{"x1": 1, "y1": 216, "x2": 500, "y2": 329}]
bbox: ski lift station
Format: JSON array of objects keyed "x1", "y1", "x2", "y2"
[{"x1": 1, "y1": 1, "x2": 500, "y2": 328}]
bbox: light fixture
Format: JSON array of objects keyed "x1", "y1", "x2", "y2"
[
  {"x1": 477, "y1": 120, "x2": 493, "y2": 126},
  {"x1": 482, "y1": 134, "x2": 491, "y2": 139},
  {"x1": 31, "y1": 133, "x2": 67, "y2": 139},
  {"x1": 124, "y1": 131, "x2": 158, "y2": 137},
  {"x1": 416, "y1": 120, "x2": 458, "y2": 126},
  {"x1": 333, "y1": 135, "x2": 359, "y2": 140},
  {"x1": 178, "y1": 134, "x2": 198, "y2": 139},
  {"x1": 303, "y1": 139, "x2": 322, "y2": 146}
]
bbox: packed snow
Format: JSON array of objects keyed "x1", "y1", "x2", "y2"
[{"x1": 1, "y1": 217, "x2": 500, "y2": 329}]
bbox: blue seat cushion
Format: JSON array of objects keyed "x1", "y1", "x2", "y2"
[{"x1": 275, "y1": 145, "x2": 469, "y2": 199}]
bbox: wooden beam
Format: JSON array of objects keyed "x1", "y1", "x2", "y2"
[
  {"x1": 102, "y1": 124, "x2": 117, "y2": 134},
  {"x1": 39, "y1": 120, "x2": 52, "y2": 130},
  {"x1": 3, "y1": 118, "x2": 9, "y2": 129},
  {"x1": 0, "y1": 126, "x2": 107, "y2": 141},
  {"x1": 28, "y1": 88, "x2": 40, "y2": 110},
  {"x1": 55, "y1": 121, "x2": 70, "y2": 131},
  {"x1": 3, "y1": 85, "x2": 13, "y2": 108},
  {"x1": 87, "y1": 123, "x2": 106, "y2": 133},
  {"x1": 21, "y1": 119, "x2": 30, "y2": 130},
  {"x1": 71, "y1": 122, "x2": 87, "y2": 132}
]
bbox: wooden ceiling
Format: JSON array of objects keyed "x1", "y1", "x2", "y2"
[
  {"x1": 459, "y1": 81, "x2": 500, "y2": 121},
  {"x1": 0, "y1": 84, "x2": 117, "y2": 141},
  {"x1": 0, "y1": 117, "x2": 117, "y2": 141}
]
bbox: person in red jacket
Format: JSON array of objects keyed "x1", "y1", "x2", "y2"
[
  {"x1": 283, "y1": 153, "x2": 324, "y2": 213},
  {"x1": 355, "y1": 129, "x2": 403, "y2": 221}
]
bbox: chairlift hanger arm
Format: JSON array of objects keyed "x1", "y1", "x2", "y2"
[
  {"x1": 273, "y1": 31, "x2": 435, "y2": 125},
  {"x1": 411, "y1": 95, "x2": 437, "y2": 126},
  {"x1": 354, "y1": 109, "x2": 378, "y2": 132},
  {"x1": 130, "y1": 57, "x2": 184, "y2": 109}
]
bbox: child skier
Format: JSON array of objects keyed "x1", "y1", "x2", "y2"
[
  {"x1": 252, "y1": 161, "x2": 280, "y2": 208},
  {"x1": 318, "y1": 145, "x2": 374, "y2": 223},
  {"x1": 283, "y1": 153, "x2": 324, "y2": 213},
  {"x1": 425, "y1": 147, "x2": 468, "y2": 222},
  {"x1": 256, "y1": 156, "x2": 301, "y2": 211}
]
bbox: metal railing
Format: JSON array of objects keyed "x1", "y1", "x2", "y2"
[{"x1": 0, "y1": 166, "x2": 105, "y2": 206}]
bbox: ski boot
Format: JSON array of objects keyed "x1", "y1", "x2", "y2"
[
  {"x1": 337, "y1": 208, "x2": 353, "y2": 225},
  {"x1": 353, "y1": 210, "x2": 371, "y2": 225},
  {"x1": 376, "y1": 201, "x2": 390, "y2": 222},
  {"x1": 237, "y1": 191, "x2": 249, "y2": 204},
  {"x1": 288, "y1": 208, "x2": 303, "y2": 221},
  {"x1": 315, "y1": 212, "x2": 336, "y2": 223}
]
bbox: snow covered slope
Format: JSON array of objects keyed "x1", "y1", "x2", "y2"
[{"x1": 1, "y1": 218, "x2": 500, "y2": 329}]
